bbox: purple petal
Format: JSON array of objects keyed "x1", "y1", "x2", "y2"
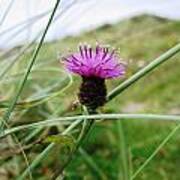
[{"x1": 64, "y1": 44, "x2": 126, "y2": 79}]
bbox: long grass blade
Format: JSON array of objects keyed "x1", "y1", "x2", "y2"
[
  {"x1": 18, "y1": 119, "x2": 82, "y2": 180},
  {"x1": 117, "y1": 121, "x2": 130, "y2": 180},
  {"x1": 0, "y1": 0, "x2": 15, "y2": 26},
  {"x1": 0, "y1": 0, "x2": 62, "y2": 131},
  {"x1": 1, "y1": 114, "x2": 180, "y2": 138},
  {"x1": 107, "y1": 43, "x2": 180, "y2": 101},
  {"x1": 79, "y1": 148, "x2": 107, "y2": 179},
  {"x1": 131, "y1": 124, "x2": 180, "y2": 179}
]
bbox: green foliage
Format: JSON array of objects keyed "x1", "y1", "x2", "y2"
[{"x1": 0, "y1": 15, "x2": 180, "y2": 179}]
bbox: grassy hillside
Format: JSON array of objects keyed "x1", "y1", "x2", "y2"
[{"x1": 0, "y1": 16, "x2": 180, "y2": 179}]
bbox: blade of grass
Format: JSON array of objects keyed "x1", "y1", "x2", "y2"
[
  {"x1": 1, "y1": 114, "x2": 180, "y2": 138},
  {"x1": 18, "y1": 143, "x2": 55, "y2": 180},
  {"x1": 0, "y1": 0, "x2": 79, "y2": 38},
  {"x1": 0, "y1": 0, "x2": 82, "y2": 47},
  {"x1": 22, "y1": 105, "x2": 66, "y2": 144},
  {"x1": 107, "y1": 43, "x2": 180, "y2": 101},
  {"x1": 0, "y1": 40, "x2": 35, "y2": 79},
  {"x1": 79, "y1": 148, "x2": 107, "y2": 180},
  {"x1": 0, "y1": 0, "x2": 62, "y2": 131},
  {"x1": 0, "y1": 68, "x2": 72, "y2": 109},
  {"x1": 17, "y1": 119, "x2": 83, "y2": 180},
  {"x1": 116, "y1": 120, "x2": 130, "y2": 180},
  {"x1": 51, "y1": 109, "x2": 95, "y2": 179},
  {"x1": 0, "y1": 0, "x2": 14, "y2": 26},
  {"x1": 0, "y1": 107, "x2": 33, "y2": 179},
  {"x1": 0, "y1": 7, "x2": 54, "y2": 37},
  {"x1": 23, "y1": 127, "x2": 43, "y2": 144},
  {"x1": 17, "y1": 89, "x2": 78, "y2": 180},
  {"x1": 8, "y1": 132, "x2": 33, "y2": 179},
  {"x1": 130, "y1": 124, "x2": 180, "y2": 179}
]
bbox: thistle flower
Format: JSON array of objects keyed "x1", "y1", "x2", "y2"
[{"x1": 63, "y1": 44, "x2": 125, "y2": 112}]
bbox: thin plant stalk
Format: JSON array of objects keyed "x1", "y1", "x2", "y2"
[
  {"x1": 117, "y1": 121, "x2": 130, "y2": 180},
  {"x1": 107, "y1": 43, "x2": 180, "y2": 100},
  {"x1": 1, "y1": 114, "x2": 180, "y2": 139},
  {"x1": 51, "y1": 118, "x2": 94, "y2": 179},
  {"x1": 51, "y1": 106, "x2": 95, "y2": 179},
  {"x1": 17, "y1": 119, "x2": 82, "y2": 180},
  {"x1": 79, "y1": 148, "x2": 107, "y2": 179},
  {"x1": 0, "y1": 0, "x2": 15, "y2": 26},
  {"x1": 0, "y1": 0, "x2": 62, "y2": 131},
  {"x1": 131, "y1": 124, "x2": 180, "y2": 179}
]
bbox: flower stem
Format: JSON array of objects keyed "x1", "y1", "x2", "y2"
[
  {"x1": 107, "y1": 43, "x2": 180, "y2": 101},
  {"x1": 51, "y1": 109, "x2": 95, "y2": 179}
]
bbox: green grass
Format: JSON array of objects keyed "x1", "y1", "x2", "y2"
[{"x1": 0, "y1": 15, "x2": 180, "y2": 179}]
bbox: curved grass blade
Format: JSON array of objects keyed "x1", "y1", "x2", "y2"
[
  {"x1": 0, "y1": 0, "x2": 62, "y2": 131},
  {"x1": 1, "y1": 114, "x2": 180, "y2": 138},
  {"x1": 0, "y1": 68, "x2": 72, "y2": 109},
  {"x1": 18, "y1": 119, "x2": 82, "y2": 180}
]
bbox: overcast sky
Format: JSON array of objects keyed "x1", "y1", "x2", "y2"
[{"x1": 0, "y1": 0, "x2": 180, "y2": 48}]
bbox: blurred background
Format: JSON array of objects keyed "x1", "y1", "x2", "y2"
[
  {"x1": 1, "y1": 0, "x2": 180, "y2": 48},
  {"x1": 0, "y1": 0, "x2": 180, "y2": 179}
]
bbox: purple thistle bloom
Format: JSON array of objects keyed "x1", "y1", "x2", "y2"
[
  {"x1": 64, "y1": 44, "x2": 125, "y2": 79},
  {"x1": 63, "y1": 44, "x2": 126, "y2": 112}
]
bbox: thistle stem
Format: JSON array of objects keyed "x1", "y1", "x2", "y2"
[{"x1": 51, "y1": 109, "x2": 95, "y2": 179}]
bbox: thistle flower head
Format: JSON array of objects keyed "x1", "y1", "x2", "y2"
[
  {"x1": 62, "y1": 43, "x2": 126, "y2": 112},
  {"x1": 64, "y1": 44, "x2": 125, "y2": 79}
]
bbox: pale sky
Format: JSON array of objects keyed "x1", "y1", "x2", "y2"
[{"x1": 0, "y1": 0, "x2": 180, "y2": 48}]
